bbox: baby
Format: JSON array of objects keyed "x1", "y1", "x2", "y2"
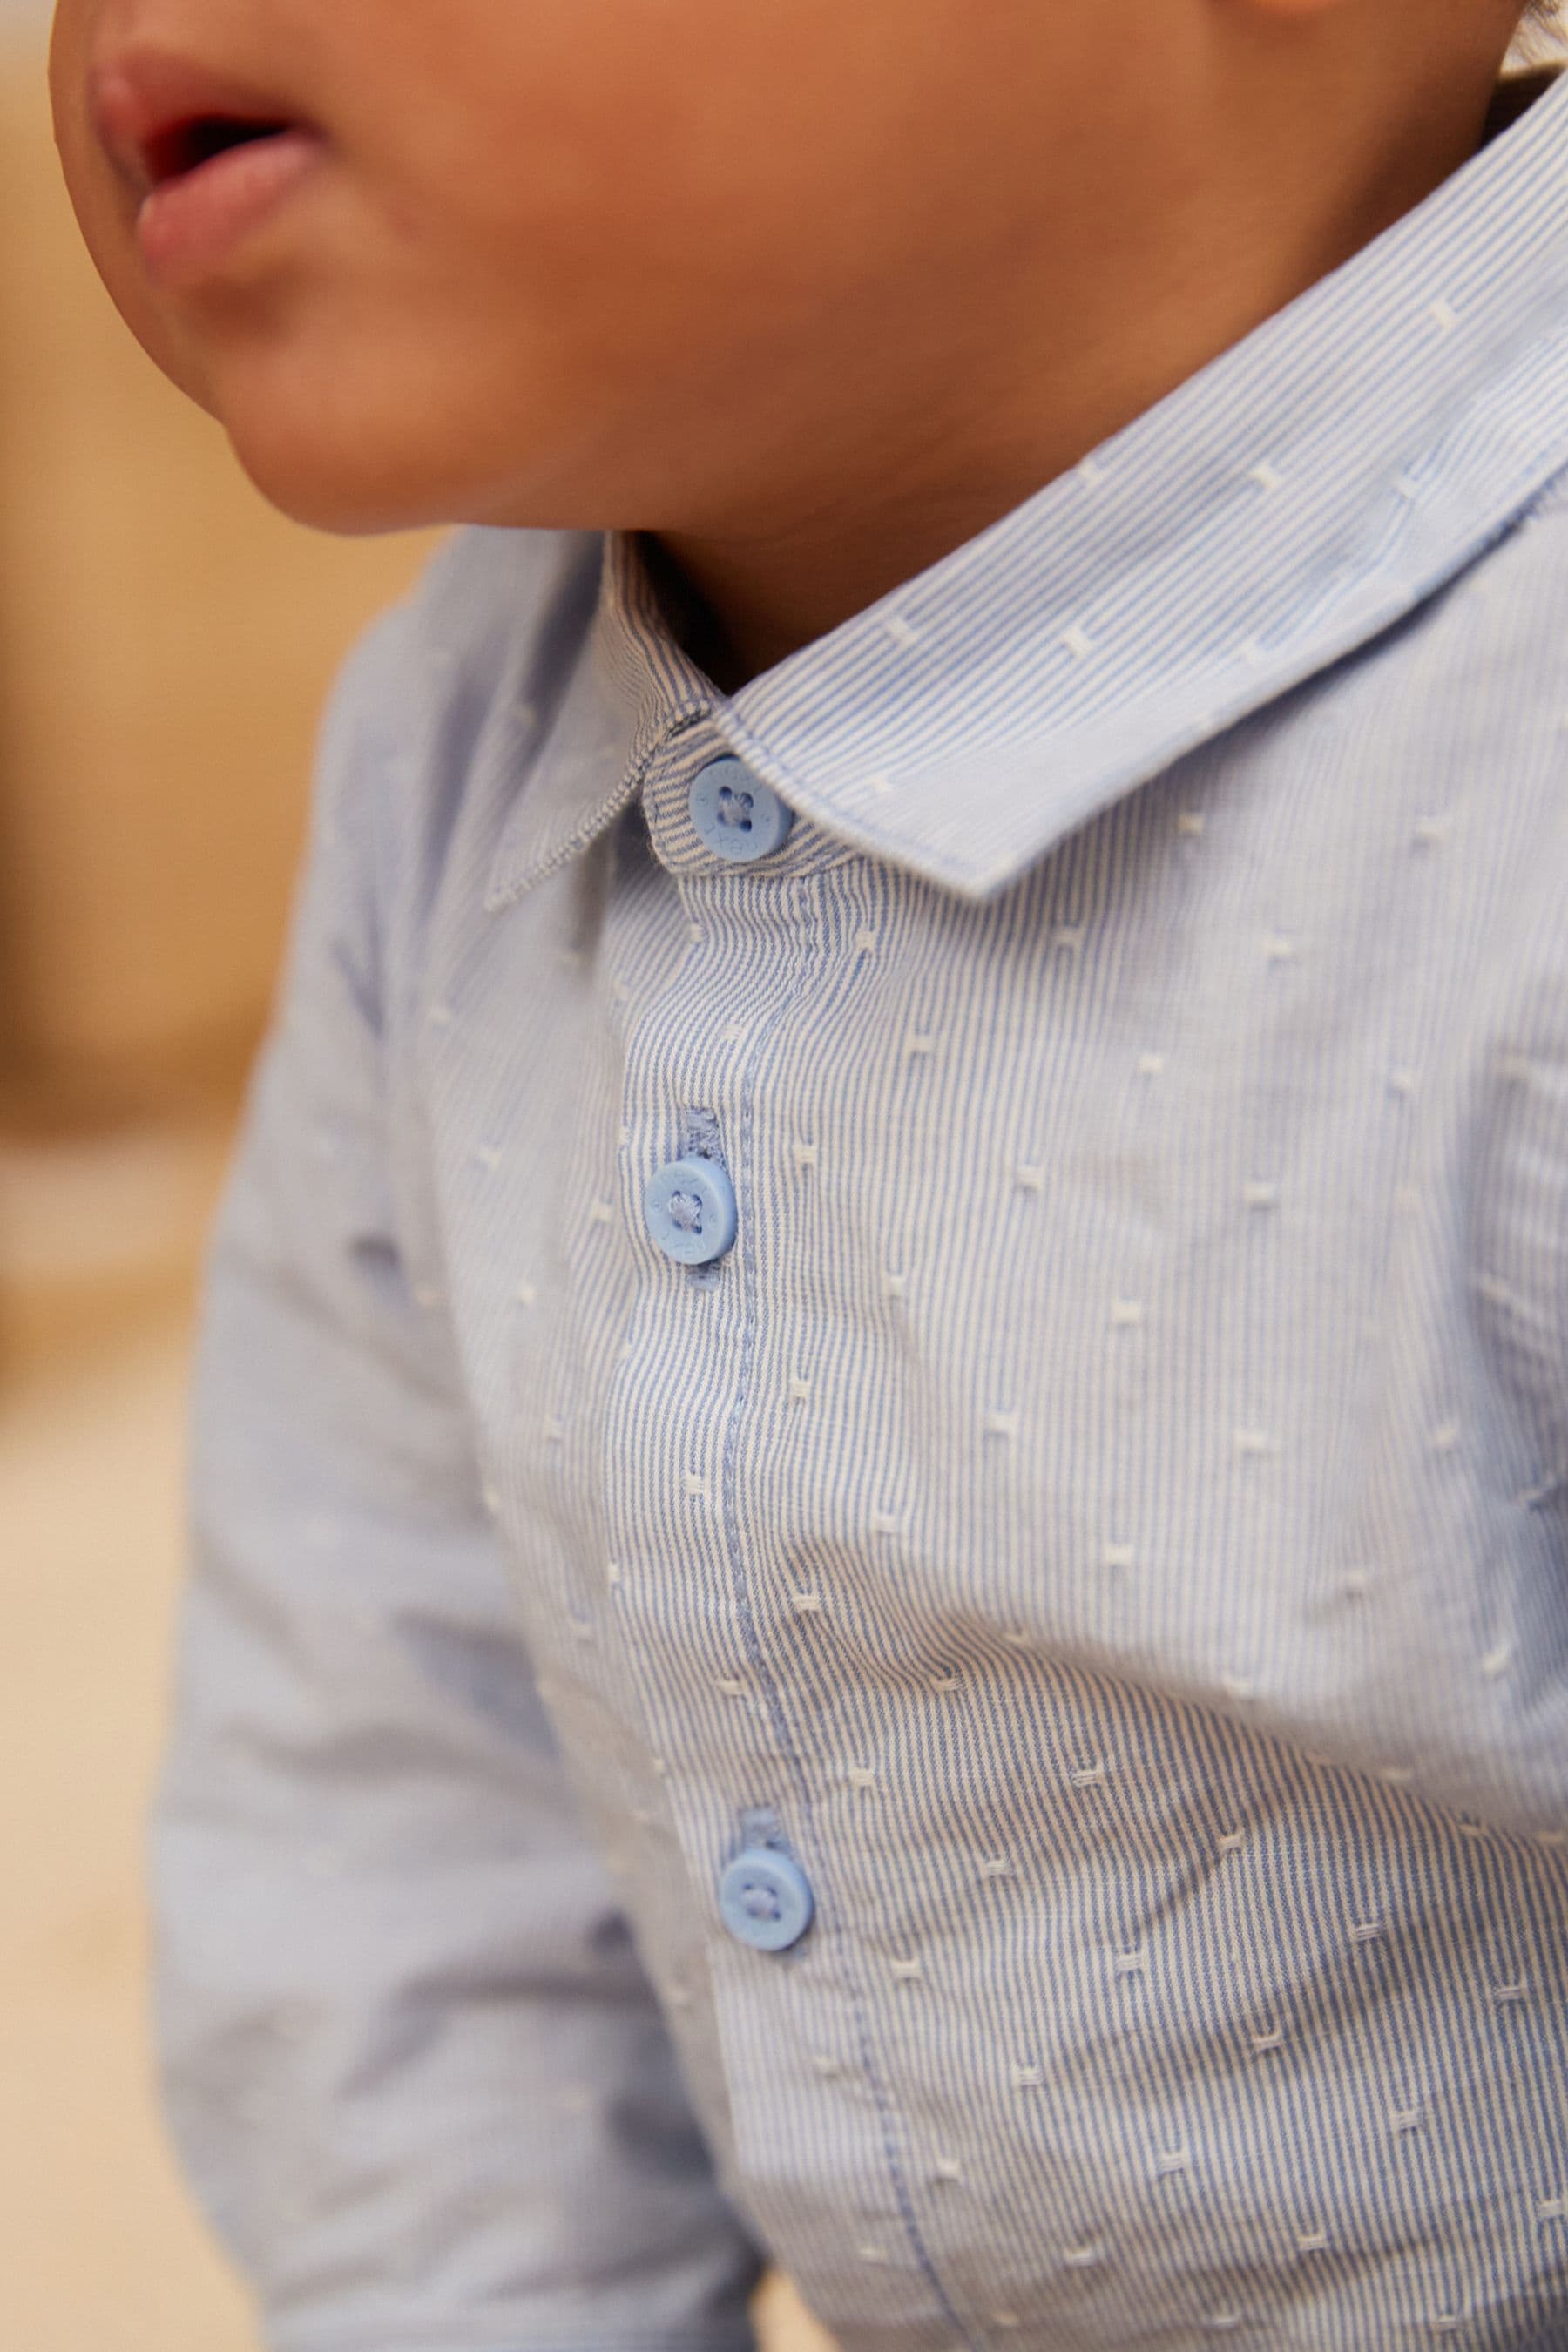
[{"x1": 51, "y1": 3, "x2": 1568, "y2": 2347}]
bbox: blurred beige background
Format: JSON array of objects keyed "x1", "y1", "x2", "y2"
[
  {"x1": 0, "y1": 19, "x2": 834, "y2": 2349},
  {"x1": 3, "y1": 10, "x2": 1564, "y2": 2350}
]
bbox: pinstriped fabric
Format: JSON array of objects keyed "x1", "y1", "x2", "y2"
[{"x1": 163, "y1": 71, "x2": 1568, "y2": 2352}]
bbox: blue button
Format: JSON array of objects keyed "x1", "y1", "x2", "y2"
[
  {"x1": 689, "y1": 759, "x2": 794, "y2": 864},
  {"x1": 643, "y1": 1156, "x2": 738, "y2": 1266},
  {"x1": 719, "y1": 1848, "x2": 814, "y2": 1952}
]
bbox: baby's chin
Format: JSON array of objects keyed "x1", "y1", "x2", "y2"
[
  {"x1": 206, "y1": 329, "x2": 631, "y2": 539},
  {"x1": 213, "y1": 368, "x2": 522, "y2": 538},
  {"x1": 226, "y1": 423, "x2": 449, "y2": 538}
]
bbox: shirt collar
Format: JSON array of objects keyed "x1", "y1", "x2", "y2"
[{"x1": 489, "y1": 68, "x2": 1568, "y2": 909}]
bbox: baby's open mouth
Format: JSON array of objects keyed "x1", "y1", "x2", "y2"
[
  {"x1": 132, "y1": 115, "x2": 328, "y2": 286},
  {"x1": 140, "y1": 116, "x2": 299, "y2": 190},
  {"x1": 90, "y1": 51, "x2": 328, "y2": 280},
  {"x1": 88, "y1": 51, "x2": 320, "y2": 201}
]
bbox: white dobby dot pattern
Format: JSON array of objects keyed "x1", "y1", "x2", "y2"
[
  {"x1": 166, "y1": 78, "x2": 1568, "y2": 2352},
  {"x1": 275, "y1": 484, "x2": 1568, "y2": 2347}
]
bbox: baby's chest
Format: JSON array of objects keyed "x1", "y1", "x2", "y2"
[{"x1": 418, "y1": 806, "x2": 1527, "y2": 1794}]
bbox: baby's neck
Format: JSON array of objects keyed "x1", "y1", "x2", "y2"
[{"x1": 650, "y1": 51, "x2": 1537, "y2": 694}]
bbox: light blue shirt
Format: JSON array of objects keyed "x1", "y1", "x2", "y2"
[{"x1": 163, "y1": 70, "x2": 1568, "y2": 2352}]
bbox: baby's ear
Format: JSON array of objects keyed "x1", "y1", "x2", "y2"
[{"x1": 46, "y1": 0, "x2": 218, "y2": 415}]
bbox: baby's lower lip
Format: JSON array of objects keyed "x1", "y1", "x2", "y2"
[{"x1": 135, "y1": 126, "x2": 326, "y2": 290}]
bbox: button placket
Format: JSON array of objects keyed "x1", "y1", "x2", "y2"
[{"x1": 596, "y1": 855, "x2": 968, "y2": 2325}]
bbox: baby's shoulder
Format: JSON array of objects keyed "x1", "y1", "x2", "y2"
[
  {"x1": 335, "y1": 524, "x2": 601, "y2": 757},
  {"x1": 405, "y1": 523, "x2": 600, "y2": 660},
  {"x1": 314, "y1": 524, "x2": 603, "y2": 877}
]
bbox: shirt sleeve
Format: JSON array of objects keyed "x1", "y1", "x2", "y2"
[{"x1": 152, "y1": 598, "x2": 764, "y2": 2352}]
